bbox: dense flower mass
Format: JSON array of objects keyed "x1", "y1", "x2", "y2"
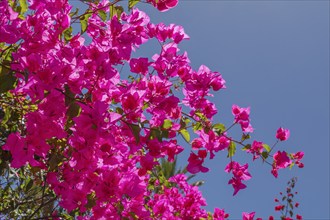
[{"x1": 0, "y1": 0, "x2": 304, "y2": 219}]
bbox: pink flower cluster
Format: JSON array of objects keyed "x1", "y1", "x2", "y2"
[
  {"x1": 272, "y1": 150, "x2": 304, "y2": 178},
  {"x1": 276, "y1": 127, "x2": 290, "y2": 141},
  {"x1": 225, "y1": 161, "x2": 252, "y2": 195},
  {"x1": 232, "y1": 105, "x2": 253, "y2": 132}
]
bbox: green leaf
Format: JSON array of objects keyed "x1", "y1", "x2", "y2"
[
  {"x1": 0, "y1": 107, "x2": 11, "y2": 126},
  {"x1": 142, "y1": 102, "x2": 149, "y2": 110},
  {"x1": 19, "y1": 0, "x2": 28, "y2": 15},
  {"x1": 262, "y1": 144, "x2": 271, "y2": 152},
  {"x1": 261, "y1": 151, "x2": 269, "y2": 159},
  {"x1": 64, "y1": 84, "x2": 75, "y2": 106},
  {"x1": 129, "y1": 124, "x2": 141, "y2": 144},
  {"x1": 69, "y1": 8, "x2": 79, "y2": 17},
  {"x1": 241, "y1": 133, "x2": 251, "y2": 141},
  {"x1": 179, "y1": 129, "x2": 190, "y2": 143},
  {"x1": 161, "y1": 130, "x2": 169, "y2": 139},
  {"x1": 116, "y1": 107, "x2": 124, "y2": 115},
  {"x1": 195, "y1": 112, "x2": 206, "y2": 121},
  {"x1": 110, "y1": 5, "x2": 124, "y2": 20},
  {"x1": 213, "y1": 123, "x2": 226, "y2": 133},
  {"x1": 192, "y1": 122, "x2": 202, "y2": 132},
  {"x1": 150, "y1": 128, "x2": 161, "y2": 141},
  {"x1": 289, "y1": 162, "x2": 295, "y2": 169},
  {"x1": 227, "y1": 141, "x2": 236, "y2": 158},
  {"x1": 0, "y1": 68, "x2": 17, "y2": 94},
  {"x1": 49, "y1": 153, "x2": 64, "y2": 171},
  {"x1": 25, "y1": 178, "x2": 33, "y2": 192},
  {"x1": 66, "y1": 102, "x2": 81, "y2": 120},
  {"x1": 80, "y1": 13, "x2": 92, "y2": 33},
  {"x1": 63, "y1": 26, "x2": 73, "y2": 41},
  {"x1": 86, "y1": 192, "x2": 96, "y2": 209},
  {"x1": 180, "y1": 117, "x2": 191, "y2": 130},
  {"x1": 162, "y1": 119, "x2": 172, "y2": 129},
  {"x1": 289, "y1": 202, "x2": 293, "y2": 210},
  {"x1": 242, "y1": 144, "x2": 251, "y2": 151},
  {"x1": 184, "y1": 118, "x2": 191, "y2": 124},
  {"x1": 128, "y1": 0, "x2": 139, "y2": 10},
  {"x1": 129, "y1": 212, "x2": 138, "y2": 220},
  {"x1": 98, "y1": 10, "x2": 107, "y2": 21}
]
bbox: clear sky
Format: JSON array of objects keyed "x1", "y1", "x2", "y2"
[
  {"x1": 137, "y1": 1, "x2": 329, "y2": 219},
  {"x1": 71, "y1": 0, "x2": 330, "y2": 219}
]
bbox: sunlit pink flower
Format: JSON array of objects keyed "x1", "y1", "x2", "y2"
[
  {"x1": 130, "y1": 57, "x2": 149, "y2": 74},
  {"x1": 292, "y1": 151, "x2": 305, "y2": 168},
  {"x1": 276, "y1": 127, "x2": 290, "y2": 141},
  {"x1": 242, "y1": 211, "x2": 255, "y2": 220},
  {"x1": 213, "y1": 208, "x2": 229, "y2": 220},
  {"x1": 149, "y1": 0, "x2": 178, "y2": 12},
  {"x1": 187, "y1": 152, "x2": 209, "y2": 174},
  {"x1": 232, "y1": 105, "x2": 253, "y2": 132},
  {"x1": 273, "y1": 151, "x2": 291, "y2": 169},
  {"x1": 247, "y1": 141, "x2": 264, "y2": 160},
  {"x1": 228, "y1": 177, "x2": 247, "y2": 196}
]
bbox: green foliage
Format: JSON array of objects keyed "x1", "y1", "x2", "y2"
[
  {"x1": 128, "y1": 0, "x2": 140, "y2": 10},
  {"x1": 80, "y1": 12, "x2": 92, "y2": 34},
  {"x1": 0, "y1": 165, "x2": 57, "y2": 219},
  {"x1": 109, "y1": 5, "x2": 124, "y2": 20},
  {"x1": 227, "y1": 141, "x2": 236, "y2": 158},
  {"x1": 129, "y1": 123, "x2": 141, "y2": 144},
  {"x1": 179, "y1": 129, "x2": 190, "y2": 143},
  {"x1": 98, "y1": 9, "x2": 107, "y2": 21},
  {"x1": 18, "y1": 0, "x2": 28, "y2": 16},
  {"x1": 263, "y1": 144, "x2": 271, "y2": 152},
  {"x1": 63, "y1": 26, "x2": 73, "y2": 42},
  {"x1": 213, "y1": 123, "x2": 226, "y2": 134},
  {"x1": 162, "y1": 119, "x2": 172, "y2": 129}
]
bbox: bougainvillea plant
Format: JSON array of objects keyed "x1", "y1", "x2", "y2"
[{"x1": 0, "y1": 0, "x2": 304, "y2": 219}]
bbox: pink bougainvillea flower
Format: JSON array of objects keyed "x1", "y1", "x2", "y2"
[
  {"x1": 130, "y1": 57, "x2": 149, "y2": 74},
  {"x1": 228, "y1": 177, "x2": 247, "y2": 196},
  {"x1": 271, "y1": 165, "x2": 279, "y2": 178},
  {"x1": 149, "y1": 0, "x2": 178, "y2": 12},
  {"x1": 271, "y1": 151, "x2": 291, "y2": 178},
  {"x1": 273, "y1": 151, "x2": 291, "y2": 169},
  {"x1": 292, "y1": 151, "x2": 305, "y2": 168},
  {"x1": 213, "y1": 208, "x2": 229, "y2": 220},
  {"x1": 247, "y1": 140, "x2": 264, "y2": 160},
  {"x1": 225, "y1": 161, "x2": 251, "y2": 195},
  {"x1": 276, "y1": 127, "x2": 290, "y2": 141},
  {"x1": 232, "y1": 105, "x2": 253, "y2": 132},
  {"x1": 242, "y1": 212, "x2": 255, "y2": 220},
  {"x1": 2, "y1": 133, "x2": 39, "y2": 168},
  {"x1": 186, "y1": 152, "x2": 209, "y2": 174},
  {"x1": 225, "y1": 161, "x2": 252, "y2": 181}
]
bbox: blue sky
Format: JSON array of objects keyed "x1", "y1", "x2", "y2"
[
  {"x1": 137, "y1": 1, "x2": 329, "y2": 219},
  {"x1": 71, "y1": 0, "x2": 329, "y2": 219}
]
